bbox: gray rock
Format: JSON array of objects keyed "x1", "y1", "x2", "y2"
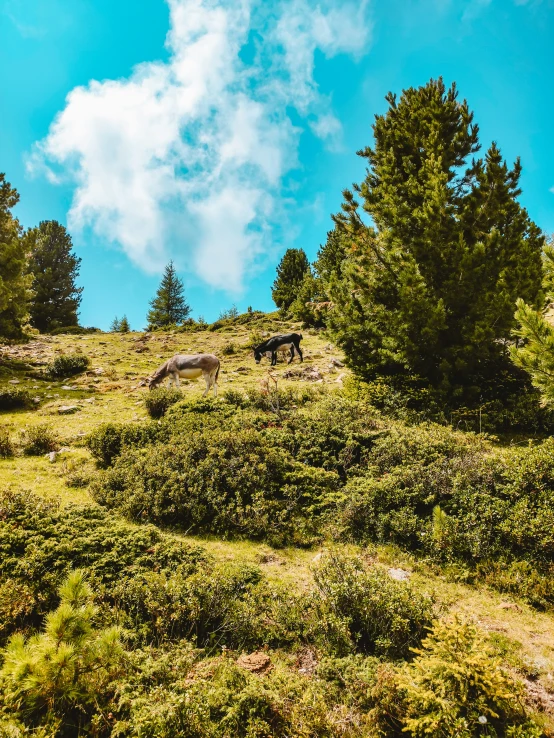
[{"x1": 58, "y1": 405, "x2": 80, "y2": 415}]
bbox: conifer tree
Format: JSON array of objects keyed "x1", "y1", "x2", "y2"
[
  {"x1": 119, "y1": 315, "x2": 130, "y2": 332},
  {"x1": 25, "y1": 221, "x2": 82, "y2": 333},
  {"x1": 0, "y1": 174, "x2": 31, "y2": 338},
  {"x1": 147, "y1": 261, "x2": 190, "y2": 329},
  {"x1": 110, "y1": 316, "x2": 121, "y2": 332},
  {"x1": 272, "y1": 248, "x2": 310, "y2": 311},
  {"x1": 1, "y1": 570, "x2": 122, "y2": 729},
  {"x1": 510, "y1": 299, "x2": 554, "y2": 405},
  {"x1": 328, "y1": 78, "x2": 544, "y2": 394}
]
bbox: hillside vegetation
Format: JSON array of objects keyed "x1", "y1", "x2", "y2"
[{"x1": 1, "y1": 316, "x2": 554, "y2": 737}]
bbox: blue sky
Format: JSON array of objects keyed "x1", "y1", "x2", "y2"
[{"x1": 1, "y1": 0, "x2": 553, "y2": 330}]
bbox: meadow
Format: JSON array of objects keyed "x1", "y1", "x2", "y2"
[{"x1": 2, "y1": 315, "x2": 554, "y2": 737}]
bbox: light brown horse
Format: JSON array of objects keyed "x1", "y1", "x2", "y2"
[{"x1": 148, "y1": 354, "x2": 220, "y2": 396}]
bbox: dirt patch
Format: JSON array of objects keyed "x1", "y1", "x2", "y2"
[
  {"x1": 524, "y1": 677, "x2": 554, "y2": 718},
  {"x1": 236, "y1": 651, "x2": 273, "y2": 675},
  {"x1": 296, "y1": 648, "x2": 318, "y2": 676}
]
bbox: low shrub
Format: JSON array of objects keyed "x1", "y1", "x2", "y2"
[
  {"x1": 112, "y1": 650, "x2": 377, "y2": 738},
  {"x1": 47, "y1": 354, "x2": 90, "y2": 378},
  {"x1": 0, "y1": 387, "x2": 33, "y2": 411},
  {"x1": 21, "y1": 424, "x2": 60, "y2": 456},
  {"x1": 87, "y1": 421, "x2": 159, "y2": 467},
  {"x1": 0, "y1": 492, "x2": 208, "y2": 642},
  {"x1": 92, "y1": 429, "x2": 339, "y2": 545},
  {"x1": 312, "y1": 552, "x2": 435, "y2": 659},
  {"x1": 222, "y1": 342, "x2": 236, "y2": 355},
  {"x1": 0, "y1": 428, "x2": 15, "y2": 457},
  {"x1": 144, "y1": 387, "x2": 183, "y2": 418},
  {"x1": 49, "y1": 325, "x2": 101, "y2": 335}
]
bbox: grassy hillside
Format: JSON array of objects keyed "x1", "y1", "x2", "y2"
[{"x1": 2, "y1": 318, "x2": 554, "y2": 736}]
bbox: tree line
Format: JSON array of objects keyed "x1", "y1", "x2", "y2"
[
  {"x1": 0, "y1": 176, "x2": 82, "y2": 337},
  {"x1": 272, "y1": 77, "x2": 554, "y2": 410}
]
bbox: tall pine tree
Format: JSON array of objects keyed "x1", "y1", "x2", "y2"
[
  {"x1": 25, "y1": 220, "x2": 83, "y2": 332},
  {"x1": 272, "y1": 248, "x2": 310, "y2": 311},
  {"x1": 147, "y1": 261, "x2": 190, "y2": 329},
  {"x1": 0, "y1": 174, "x2": 31, "y2": 338},
  {"x1": 328, "y1": 78, "x2": 544, "y2": 396}
]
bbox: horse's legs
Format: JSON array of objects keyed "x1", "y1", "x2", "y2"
[
  {"x1": 296, "y1": 344, "x2": 303, "y2": 363},
  {"x1": 174, "y1": 374, "x2": 180, "y2": 388},
  {"x1": 202, "y1": 373, "x2": 210, "y2": 397},
  {"x1": 288, "y1": 346, "x2": 295, "y2": 364},
  {"x1": 271, "y1": 351, "x2": 277, "y2": 366}
]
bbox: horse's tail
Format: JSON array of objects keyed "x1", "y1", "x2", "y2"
[{"x1": 215, "y1": 360, "x2": 220, "y2": 383}]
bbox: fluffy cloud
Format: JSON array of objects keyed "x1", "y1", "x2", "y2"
[{"x1": 29, "y1": 0, "x2": 372, "y2": 290}]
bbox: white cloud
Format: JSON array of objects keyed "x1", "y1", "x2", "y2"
[{"x1": 28, "y1": 0, "x2": 372, "y2": 291}]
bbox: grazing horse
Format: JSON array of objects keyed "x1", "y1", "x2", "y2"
[
  {"x1": 148, "y1": 354, "x2": 220, "y2": 396},
  {"x1": 254, "y1": 333, "x2": 303, "y2": 366}
]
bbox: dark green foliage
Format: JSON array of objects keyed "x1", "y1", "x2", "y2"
[
  {"x1": 47, "y1": 353, "x2": 90, "y2": 378},
  {"x1": 0, "y1": 173, "x2": 31, "y2": 338},
  {"x1": 144, "y1": 387, "x2": 183, "y2": 418},
  {"x1": 147, "y1": 261, "x2": 191, "y2": 329},
  {"x1": 271, "y1": 248, "x2": 310, "y2": 311},
  {"x1": 312, "y1": 552, "x2": 434, "y2": 659},
  {"x1": 87, "y1": 421, "x2": 159, "y2": 467},
  {"x1": 21, "y1": 424, "x2": 59, "y2": 456},
  {"x1": 329, "y1": 79, "x2": 544, "y2": 397},
  {"x1": 25, "y1": 220, "x2": 82, "y2": 333},
  {"x1": 92, "y1": 429, "x2": 339, "y2": 545},
  {"x1": 0, "y1": 387, "x2": 33, "y2": 411},
  {"x1": 0, "y1": 492, "x2": 208, "y2": 641},
  {"x1": 49, "y1": 325, "x2": 100, "y2": 335}
]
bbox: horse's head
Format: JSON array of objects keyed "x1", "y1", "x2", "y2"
[
  {"x1": 147, "y1": 375, "x2": 162, "y2": 390},
  {"x1": 253, "y1": 347, "x2": 265, "y2": 364}
]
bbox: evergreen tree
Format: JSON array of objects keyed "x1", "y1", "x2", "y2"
[
  {"x1": 0, "y1": 174, "x2": 31, "y2": 338},
  {"x1": 1, "y1": 570, "x2": 122, "y2": 729},
  {"x1": 25, "y1": 220, "x2": 82, "y2": 333},
  {"x1": 110, "y1": 316, "x2": 121, "y2": 332},
  {"x1": 147, "y1": 261, "x2": 190, "y2": 329},
  {"x1": 510, "y1": 299, "x2": 554, "y2": 405},
  {"x1": 314, "y1": 228, "x2": 349, "y2": 285},
  {"x1": 119, "y1": 315, "x2": 130, "y2": 332},
  {"x1": 272, "y1": 248, "x2": 310, "y2": 311},
  {"x1": 328, "y1": 78, "x2": 544, "y2": 395}
]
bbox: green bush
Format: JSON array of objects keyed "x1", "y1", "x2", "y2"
[
  {"x1": 47, "y1": 354, "x2": 90, "y2": 378},
  {"x1": 0, "y1": 387, "x2": 33, "y2": 411},
  {"x1": 87, "y1": 421, "x2": 159, "y2": 467},
  {"x1": 396, "y1": 618, "x2": 541, "y2": 737},
  {"x1": 0, "y1": 492, "x2": 208, "y2": 642},
  {"x1": 312, "y1": 552, "x2": 435, "y2": 659},
  {"x1": 0, "y1": 428, "x2": 15, "y2": 457},
  {"x1": 112, "y1": 649, "x2": 376, "y2": 738},
  {"x1": 144, "y1": 387, "x2": 183, "y2": 418},
  {"x1": 222, "y1": 342, "x2": 236, "y2": 355},
  {"x1": 92, "y1": 429, "x2": 339, "y2": 545},
  {"x1": 21, "y1": 424, "x2": 60, "y2": 456},
  {"x1": 49, "y1": 325, "x2": 100, "y2": 335}
]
